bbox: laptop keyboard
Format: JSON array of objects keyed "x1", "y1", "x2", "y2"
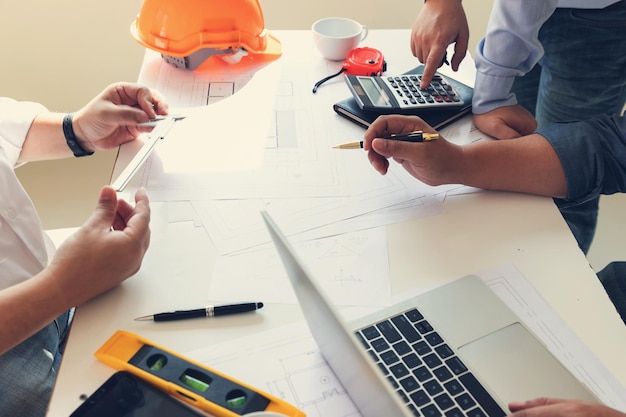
[{"x1": 355, "y1": 308, "x2": 506, "y2": 417}]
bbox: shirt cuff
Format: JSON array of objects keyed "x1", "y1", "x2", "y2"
[{"x1": 471, "y1": 71, "x2": 518, "y2": 115}]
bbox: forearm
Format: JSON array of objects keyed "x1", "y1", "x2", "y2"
[
  {"x1": 18, "y1": 112, "x2": 77, "y2": 162},
  {"x1": 459, "y1": 134, "x2": 567, "y2": 197},
  {"x1": 0, "y1": 269, "x2": 70, "y2": 355},
  {"x1": 459, "y1": 115, "x2": 626, "y2": 202},
  {"x1": 472, "y1": 0, "x2": 558, "y2": 114}
]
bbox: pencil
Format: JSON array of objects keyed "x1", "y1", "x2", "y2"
[{"x1": 333, "y1": 131, "x2": 439, "y2": 149}]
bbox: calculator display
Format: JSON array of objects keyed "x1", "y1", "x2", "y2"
[{"x1": 358, "y1": 77, "x2": 392, "y2": 107}]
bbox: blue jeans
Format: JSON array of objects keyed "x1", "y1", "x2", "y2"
[
  {"x1": 597, "y1": 262, "x2": 626, "y2": 325},
  {"x1": 511, "y1": 0, "x2": 626, "y2": 254},
  {"x1": 0, "y1": 310, "x2": 71, "y2": 417}
]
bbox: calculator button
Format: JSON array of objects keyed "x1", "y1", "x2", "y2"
[{"x1": 376, "y1": 73, "x2": 464, "y2": 109}]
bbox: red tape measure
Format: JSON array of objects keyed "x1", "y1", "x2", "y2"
[
  {"x1": 312, "y1": 47, "x2": 386, "y2": 93},
  {"x1": 342, "y1": 47, "x2": 386, "y2": 76}
]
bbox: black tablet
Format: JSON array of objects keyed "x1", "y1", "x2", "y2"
[{"x1": 70, "y1": 371, "x2": 206, "y2": 417}]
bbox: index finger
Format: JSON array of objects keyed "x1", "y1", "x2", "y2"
[
  {"x1": 421, "y1": 45, "x2": 447, "y2": 88},
  {"x1": 363, "y1": 116, "x2": 402, "y2": 150},
  {"x1": 136, "y1": 88, "x2": 169, "y2": 119}
]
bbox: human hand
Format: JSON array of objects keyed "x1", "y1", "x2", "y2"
[
  {"x1": 71, "y1": 82, "x2": 169, "y2": 152},
  {"x1": 363, "y1": 115, "x2": 463, "y2": 185},
  {"x1": 473, "y1": 105, "x2": 538, "y2": 140},
  {"x1": 410, "y1": 0, "x2": 469, "y2": 89},
  {"x1": 509, "y1": 398, "x2": 626, "y2": 417},
  {"x1": 47, "y1": 186, "x2": 151, "y2": 307}
]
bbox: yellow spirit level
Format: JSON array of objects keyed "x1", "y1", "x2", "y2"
[{"x1": 95, "y1": 330, "x2": 306, "y2": 417}]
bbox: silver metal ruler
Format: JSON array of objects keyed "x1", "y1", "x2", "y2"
[{"x1": 110, "y1": 115, "x2": 184, "y2": 191}]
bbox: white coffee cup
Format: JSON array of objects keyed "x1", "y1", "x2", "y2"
[{"x1": 311, "y1": 17, "x2": 369, "y2": 61}]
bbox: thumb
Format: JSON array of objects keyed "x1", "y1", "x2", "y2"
[
  {"x1": 372, "y1": 138, "x2": 416, "y2": 160},
  {"x1": 86, "y1": 186, "x2": 119, "y2": 230}
]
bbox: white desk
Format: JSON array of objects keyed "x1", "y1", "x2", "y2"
[{"x1": 47, "y1": 30, "x2": 626, "y2": 416}]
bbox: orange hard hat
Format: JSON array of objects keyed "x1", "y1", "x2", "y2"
[{"x1": 130, "y1": 0, "x2": 281, "y2": 69}]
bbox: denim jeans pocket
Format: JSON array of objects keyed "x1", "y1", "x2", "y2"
[{"x1": 570, "y1": 1, "x2": 626, "y2": 27}]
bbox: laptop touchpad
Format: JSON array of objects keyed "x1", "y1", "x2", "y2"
[{"x1": 458, "y1": 323, "x2": 596, "y2": 405}]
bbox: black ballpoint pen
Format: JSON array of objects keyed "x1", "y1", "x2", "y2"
[
  {"x1": 333, "y1": 130, "x2": 439, "y2": 149},
  {"x1": 134, "y1": 302, "x2": 264, "y2": 322}
]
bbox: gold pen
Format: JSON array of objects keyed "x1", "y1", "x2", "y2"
[{"x1": 333, "y1": 131, "x2": 439, "y2": 149}]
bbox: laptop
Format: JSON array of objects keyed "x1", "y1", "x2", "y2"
[{"x1": 260, "y1": 210, "x2": 598, "y2": 417}]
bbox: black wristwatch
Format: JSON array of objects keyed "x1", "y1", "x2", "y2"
[{"x1": 62, "y1": 113, "x2": 94, "y2": 157}]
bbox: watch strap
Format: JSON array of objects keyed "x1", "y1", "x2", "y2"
[{"x1": 63, "y1": 113, "x2": 94, "y2": 157}]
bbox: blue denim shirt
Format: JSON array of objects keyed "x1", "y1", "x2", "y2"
[{"x1": 537, "y1": 114, "x2": 626, "y2": 206}]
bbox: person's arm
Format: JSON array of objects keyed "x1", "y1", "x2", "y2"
[
  {"x1": 363, "y1": 114, "x2": 626, "y2": 202},
  {"x1": 471, "y1": 0, "x2": 561, "y2": 139},
  {"x1": 18, "y1": 82, "x2": 168, "y2": 162},
  {"x1": 410, "y1": 0, "x2": 469, "y2": 88},
  {"x1": 0, "y1": 186, "x2": 151, "y2": 355},
  {"x1": 472, "y1": 0, "x2": 559, "y2": 115},
  {"x1": 509, "y1": 397, "x2": 626, "y2": 417},
  {"x1": 537, "y1": 115, "x2": 626, "y2": 204},
  {"x1": 367, "y1": 122, "x2": 567, "y2": 197}
]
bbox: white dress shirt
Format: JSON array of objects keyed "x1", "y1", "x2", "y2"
[{"x1": 0, "y1": 98, "x2": 52, "y2": 291}]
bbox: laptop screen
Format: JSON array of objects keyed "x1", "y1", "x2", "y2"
[{"x1": 261, "y1": 210, "x2": 410, "y2": 417}]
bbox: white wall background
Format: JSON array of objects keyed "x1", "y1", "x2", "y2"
[{"x1": 0, "y1": 0, "x2": 494, "y2": 110}]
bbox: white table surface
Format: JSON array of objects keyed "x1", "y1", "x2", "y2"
[{"x1": 47, "y1": 30, "x2": 626, "y2": 416}]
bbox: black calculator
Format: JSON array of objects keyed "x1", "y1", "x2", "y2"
[{"x1": 344, "y1": 73, "x2": 464, "y2": 111}]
